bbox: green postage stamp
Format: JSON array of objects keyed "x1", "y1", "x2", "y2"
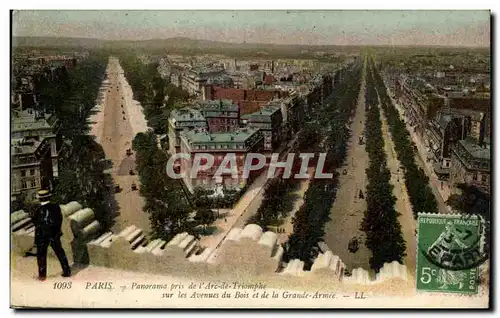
[{"x1": 416, "y1": 213, "x2": 486, "y2": 294}]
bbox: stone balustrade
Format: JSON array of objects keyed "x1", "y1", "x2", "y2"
[{"x1": 11, "y1": 201, "x2": 410, "y2": 286}]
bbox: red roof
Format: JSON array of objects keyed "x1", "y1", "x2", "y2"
[{"x1": 263, "y1": 75, "x2": 276, "y2": 85}]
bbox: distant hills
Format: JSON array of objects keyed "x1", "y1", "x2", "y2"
[
  {"x1": 13, "y1": 36, "x2": 108, "y2": 48},
  {"x1": 13, "y1": 36, "x2": 356, "y2": 51},
  {"x1": 12, "y1": 36, "x2": 487, "y2": 57}
]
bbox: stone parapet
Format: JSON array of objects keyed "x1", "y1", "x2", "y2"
[{"x1": 11, "y1": 201, "x2": 411, "y2": 286}]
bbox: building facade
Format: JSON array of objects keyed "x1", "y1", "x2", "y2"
[
  {"x1": 449, "y1": 138, "x2": 490, "y2": 192},
  {"x1": 167, "y1": 108, "x2": 208, "y2": 155},
  {"x1": 194, "y1": 100, "x2": 239, "y2": 133},
  {"x1": 245, "y1": 105, "x2": 283, "y2": 152},
  {"x1": 11, "y1": 109, "x2": 61, "y2": 202},
  {"x1": 426, "y1": 108, "x2": 486, "y2": 178},
  {"x1": 179, "y1": 128, "x2": 264, "y2": 192}
]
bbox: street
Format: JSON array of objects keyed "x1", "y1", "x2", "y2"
[
  {"x1": 97, "y1": 58, "x2": 151, "y2": 234},
  {"x1": 322, "y1": 58, "x2": 371, "y2": 271}
]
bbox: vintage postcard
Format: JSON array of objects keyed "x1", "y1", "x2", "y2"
[{"x1": 10, "y1": 10, "x2": 491, "y2": 309}]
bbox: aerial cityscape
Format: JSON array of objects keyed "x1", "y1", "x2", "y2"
[{"x1": 10, "y1": 10, "x2": 491, "y2": 308}]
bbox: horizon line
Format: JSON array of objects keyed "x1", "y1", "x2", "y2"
[{"x1": 12, "y1": 35, "x2": 490, "y2": 49}]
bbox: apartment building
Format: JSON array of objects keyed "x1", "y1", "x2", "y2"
[
  {"x1": 179, "y1": 128, "x2": 264, "y2": 192},
  {"x1": 167, "y1": 108, "x2": 208, "y2": 155},
  {"x1": 11, "y1": 109, "x2": 61, "y2": 202}
]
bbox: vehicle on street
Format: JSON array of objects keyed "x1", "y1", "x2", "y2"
[
  {"x1": 343, "y1": 169, "x2": 348, "y2": 175},
  {"x1": 358, "y1": 190, "x2": 364, "y2": 199},
  {"x1": 114, "y1": 184, "x2": 121, "y2": 193},
  {"x1": 129, "y1": 169, "x2": 135, "y2": 175},
  {"x1": 126, "y1": 149, "x2": 132, "y2": 156},
  {"x1": 131, "y1": 182, "x2": 137, "y2": 191}
]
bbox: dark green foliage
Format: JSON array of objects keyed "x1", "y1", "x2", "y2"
[
  {"x1": 247, "y1": 178, "x2": 294, "y2": 230},
  {"x1": 370, "y1": 57, "x2": 438, "y2": 216},
  {"x1": 34, "y1": 54, "x2": 116, "y2": 232},
  {"x1": 132, "y1": 131, "x2": 195, "y2": 241},
  {"x1": 34, "y1": 56, "x2": 107, "y2": 139},
  {"x1": 119, "y1": 55, "x2": 190, "y2": 135},
  {"x1": 53, "y1": 135, "x2": 117, "y2": 230},
  {"x1": 120, "y1": 55, "x2": 196, "y2": 239},
  {"x1": 361, "y1": 57, "x2": 406, "y2": 272},
  {"x1": 283, "y1": 59, "x2": 363, "y2": 269},
  {"x1": 194, "y1": 208, "x2": 216, "y2": 232}
]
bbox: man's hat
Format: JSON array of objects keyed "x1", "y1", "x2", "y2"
[{"x1": 37, "y1": 189, "x2": 52, "y2": 202}]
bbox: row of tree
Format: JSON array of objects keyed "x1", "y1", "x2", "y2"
[
  {"x1": 361, "y1": 58, "x2": 406, "y2": 272},
  {"x1": 370, "y1": 57, "x2": 438, "y2": 217},
  {"x1": 282, "y1": 60, "x2": 363, "y2": 269},
  {"x1": 26, "y1": 53, "x2": 118, "y2": 231},
  {"x1": 35, "y1": 54, "x2": 108, "y2": 138},
  {"x1": 245, "y1": 124, "x2": 321, "y2": 230},
  {"x1": 119, "y1": 54, "x2": 205, "y2": 236},
  {"x1": 118, "y1": 55, "x2": 189, "y2": 135},
  {"x1": 132, "y1": 131, "x2": 197, "y2": 240}
]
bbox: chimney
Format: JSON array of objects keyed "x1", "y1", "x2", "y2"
[{"x1": 479, "y1": 113, "x2": 486, "y2": 146}]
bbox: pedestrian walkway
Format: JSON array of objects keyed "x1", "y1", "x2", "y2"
[
  {"x1": 277, "y1": 167, "x2": 315, "y2": 244},
  {"x1": 199, "y1": 171, "x2": 268, "y2": 251},
  {"x1": 384, "y1": 81, "x2": 452, "y2": 213},
  {"x1": 379, "y1": 106, "x2": 417, "y2": 273}
]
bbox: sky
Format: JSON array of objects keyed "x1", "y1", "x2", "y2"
[{"x1": 12, "y1": 10, "x2": 491, "y2": 47}]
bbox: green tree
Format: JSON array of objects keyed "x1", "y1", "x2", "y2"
[
  {"x1": 132, "y1": 131, "x2": 194, "y2": 241},
  {"x1": 194, "y1": 208, "x2": 216, "y2": 233},
  {"x1": 53, "y1": 135, "x2": 117, "y2": 230}
]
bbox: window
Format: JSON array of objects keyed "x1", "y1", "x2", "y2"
[
  {"x1": 30, "y1": 169, "x2": 35, "y2": 176},
  {"x1": 472, "y1": 173, "x2": 478, "y2": 181},
  {"x1": 21, "y1": 180, "x2": 27, "y2": 189},
  {"x1": 31, "y1": 179, "x2": 36, "y2": 188},
  {"x1": 481, "y1": 174, "x2": 488, "y2": 183},
  {"x1": 21, "y1": 170, "x2": 26, "y2": 177}
]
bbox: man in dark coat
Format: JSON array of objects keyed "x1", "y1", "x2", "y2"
[{"x1": 32, "y1": 189, "x2": 71, "y2": 281}]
